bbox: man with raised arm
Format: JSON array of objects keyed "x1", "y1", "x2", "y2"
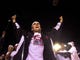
[{"x1": 10, "y1": 15, "x2": 63, "y2": 60}]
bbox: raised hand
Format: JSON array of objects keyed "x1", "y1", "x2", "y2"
[
  {"x1": 59, "y1": 16, "x2": 63, "y2": 23},
  {"x1": 11, "y1": 14, "x2": 16, "y2": 23}
]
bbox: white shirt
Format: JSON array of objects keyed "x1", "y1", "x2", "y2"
[
  {"x1": 68, "y1": 46, "x2": 80, "y2": 60},
  {"x1": 26, "y1": 32, "x2": 44, "y2": 60}
]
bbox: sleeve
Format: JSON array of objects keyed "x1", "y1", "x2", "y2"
[
  {"x1": 68, "y1": 46, "x2": 77, "y2": 54},
  {"x1": 14, "y1": 22, "x2": 25, "y2": 43},
  {"x1": 15, "y1": 22, "x2": 20, "y2": 29},
  {"x1": 10, "y1": 35, "x2": 24, "y2": 57},
  {"x1": 49, "y1": 22, "x2": 62, "y2": 42},
  {"x1": 54, "y1": 22, "x2": 61, "y2": 30}
]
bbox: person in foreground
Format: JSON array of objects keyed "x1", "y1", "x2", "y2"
[{"x1": 10, "y1": 15, "x2": 63, "y2": 60}]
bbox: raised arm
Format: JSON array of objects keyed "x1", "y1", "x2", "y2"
[
  {"x1": 54, "y1": 16, "x2": 63, "y2": 30},
  {"x1": 11, "y1": 14, "x2": 23, "y2": 42},
  {"x1": 11, "y1": 14, "x2": 20, "y2": 29},
  {"x1": 7, "y1": 15, "x2": 25, "y2": 58}
]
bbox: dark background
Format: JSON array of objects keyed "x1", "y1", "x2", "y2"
[{"x1": 0, "y1": 0, "x2": 80, "y2": 53}]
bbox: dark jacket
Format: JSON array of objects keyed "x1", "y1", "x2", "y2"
[{"x1": 11, "y1": 30, "x2": 57, "y2": 60}]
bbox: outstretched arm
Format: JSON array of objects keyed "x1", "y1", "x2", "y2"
[
  {"x1": 11, "y1": 14, "x2": 20, "y2": 29},
  {"x1": 54, "y1": 16, "x2": 63, "y2": 30}
]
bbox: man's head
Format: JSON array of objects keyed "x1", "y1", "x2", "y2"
[
  {"x1": 8, "y1": 45, "x2": 14, "y2": 52},
  {"x1": 31, "y1": 21, "x2": 41, "y2": 33}
]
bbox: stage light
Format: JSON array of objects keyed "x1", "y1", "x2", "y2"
[
  {"x1": 53, "y1": 43, "x2": 62, "y2": 52},
  {"x1": 50, "y1": 38, "x2": 67, "y2": 53}
]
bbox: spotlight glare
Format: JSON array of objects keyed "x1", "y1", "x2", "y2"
[{"x1": 53, "y1": 43, "x2": 61, "y2": 52}]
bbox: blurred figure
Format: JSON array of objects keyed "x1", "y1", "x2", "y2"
[
  {"x1": 0, "y1": 31, "x2": 6, "y2": 60},
  {"x1": 0, "y1": 14, "x2": 20, "y2": 60},
  {"x1": 0, "y1": 54, "x2": 5, "y2": 60},
  {"x1": 0, "y1": 14, "x2": 17, "y2": 56},
  {"x1": 68, "y1": 41, "x2": 80, "y2": 60}
]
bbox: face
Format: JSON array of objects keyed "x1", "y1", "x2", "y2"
[{"x1": 31, "y1": 21, "x2": 41, "y2": 32}]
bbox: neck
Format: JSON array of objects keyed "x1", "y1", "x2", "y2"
[
  {"x1": 34, "y1": 31, "x2": 41, "y2": 33},
  {"x1": 33, "y1": 30, "x2": 41, "y2": 33}
]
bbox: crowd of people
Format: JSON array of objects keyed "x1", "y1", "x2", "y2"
[{"x1": 0, "y1": 14, "x2": 80, "y2": 60}]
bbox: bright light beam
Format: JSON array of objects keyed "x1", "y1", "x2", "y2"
[
  {"x1": 53, "y1": 43, "x2": 62, "y2": 52},
  {"x1": 50, "y1": 38, "x2": 61, "y2": 52}
]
